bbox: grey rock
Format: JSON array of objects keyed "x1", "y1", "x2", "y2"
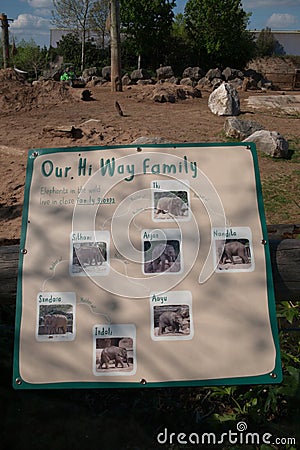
[
  {"x1": 180, "y1": 86, "x2": 202, "y2": 98},
  {"x1": 182, "y1": 66, "x2": 204, "y2": 81},
  {"x1": 180, "y1": 77, "x2": 196, "y2": 87},
  {"x1": 257, "y1": 79, "x2": 273, "y2": 90},
  {"x1": 228, "y1": 78, "x2": 244, "y2": 90},
  {"x1": 197, "y1": 77, "x2": 212, "y2": 90},
  {"x1": 86, "y1": 76, "x2": 107, "y2": 87},
  {"x1": 222, "y1": 67, "x2": 244, "y2": 81},
  {"x1": 206, "y1": 68, "x2": 222, "y2": 81},
  {"x1": 211, "y1": 78, "x2": 223, "y2": 90},
  {"x1": 243, "y1": 130, "x2": 289, "y2": 158},
  {"x1": 136, "y1": 79, "x2": 154, "y2": 85},
  {"x1": 244, "y1": 68, "x2": 263, "y2": 83},
  {"x1": 208, "y1": 83, "x2": 240, "y2": 116},
  {"x1": 166, "y1": 76, "x2": 180, "y2": 84},
  {"x1": 102, "y1": 66, "x2": 111, "y2": 81},
  {"x1": 122, "y1": 73, "x2": 132, "y2": 86},
  {"x1": 224, "y1": 118, "x2": 264, "y2": 140},
  {"x1": 131, "y1": 136, "x2": 170, "y2": 144},
  {"x1": 156, "y1": 66, "x2": 174, "y2": 80},
  {"x1": 151, "y1": 84, "x2": 202, "y2": 103},
  {"x1": 131, "y1": 68, "x2": 151, "y2": 81},
  {"x1": 82, "y1": 67, "x2": 97, "y2": 82},
  {"x1": 152, "y1": 88, "x2": 176, "y2": 103}
]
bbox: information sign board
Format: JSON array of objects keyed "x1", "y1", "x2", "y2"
[{"x1": 13, "y1": 143, "x2": 282, "y2": 388}]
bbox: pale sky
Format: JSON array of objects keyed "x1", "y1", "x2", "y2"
[{"x1": 3, "y1": 0, "x2": 300, "y2": 47}]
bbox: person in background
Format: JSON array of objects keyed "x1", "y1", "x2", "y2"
[{"x1": 60, "y1": 66, "x2": 76, "y2": 86}]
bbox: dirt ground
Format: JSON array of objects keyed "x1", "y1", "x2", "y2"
[{"x1": 0, "y1": 69, "x2": 299, "y2": 243}]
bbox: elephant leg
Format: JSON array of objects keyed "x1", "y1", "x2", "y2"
[
  {"x1": 152, "y1": 258, "x2": 160, "y2": 272},
  {"x1": 160, "y1": 254, "x2": 167, "y2": 271},
  {"x1": 115, "y1": 356, "x2": 124, "y2": 368},
  {"x1": 239, "y1": 251, "x2": 249, "y2": 264}
]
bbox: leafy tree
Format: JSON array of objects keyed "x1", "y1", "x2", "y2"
[
  {"x1": 56, "y1": 33, "x2": 82, "y2": 68},
  {"x1": 12, "y1": 39, "x2": 47, "y2": 79},
  {"x1": 52, "y1": 0, "x2": 108, "y2": 71},
  {"x1": 120, "y1": 0, "x2": 176, "y2": 70},
  {"x1": 56, "y1": 32, "x2": 109, "y2": 71},
  {"x1": 89, "y1": 0, "x2": 110, "y2": 49},
  {"x1": 255, "y1": 27, "x2": 285, "y2": 57},
  {"x1": 184, "y1": 0, "x2": 256, "y2": 69},
  {"x1": 168, "y1": 13, "x2": 195, "y2": 75},
  {"x1": 85, "y1": 39, "x2": 110, "y2": 68}
]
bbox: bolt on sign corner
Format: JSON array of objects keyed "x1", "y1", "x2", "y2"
[{"x1": 13, "y1": 143, "x2": 282, "y2": 389}]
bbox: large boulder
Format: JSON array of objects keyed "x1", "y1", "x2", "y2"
[
  {"x1": 122, "y1": 73, "x2": 132, "y2": 86},
  {"x1": 152, "y1": 85, "x2": 176, "y2": 103},
  {"x1": 85, "y1": 77, "x2": 106, "y2": 87},
  {"x1": 222, "y1": 67, "x2": 244, "y2": 81},
  {"x1": 243, "y1": 130, "x2": 289, "y2": 158},
  {"x1": 205, "y1": 68, "x2": 222, "y2": 81},
  {"x1": 130, "y1": 68, "x2": 151, "y2": 82},
  {"x1": 180, "y1": 77, "x2": 196, "y2": 87},
  {"x1": 102, "y1": 66, "x2": 111, "y2": 81},
  {"x1": 82, "y1": 67, "x2": 97, "y2": 82},
  {"x1": 208, "y1": 83, "x2": 240, "y2": 116},
  {"x1": 197, "y1": 77, "x2": 213, "y2": 90},
  {"x1": 243, "y1": 68, "x2": 271, "y2": 90},
  {"x1": 182, "y1": 66, "x2": 204, "y2": 81},
  {"x1": 228, "y1": 78, "x2": 244, "y2": 90},
  {"x1": 167, "y1": 76, "x2": 180, "y2": 84},
  {"x1": 156, "y1": 65, "x2": 174, "y2": 80},
  {"x1": 151, "y1": 84, "x2": 201, "y2": 103},
  {"x1": 224, "y1": 118, "x2": 264, "y2": 140},
  {"x1": 179, "y1": 85, "x2": 202, "y2": 98},
  {"x1": 244, "y1": 68, "x2": 263, "y2": 83}
]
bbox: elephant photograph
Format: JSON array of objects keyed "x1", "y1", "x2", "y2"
[
  {"x1": 153, "y1": 191, "x2": 189, "y2": 219},
  {"x1": 144, "y1": 240, "x2": 181, "y2": 273},
  {"x1": 216, "y1": 238, "x2": 252, "y2": 270},
  {"x1": 71, "y1": 241, "x2": 107, "y2": 274},
  {"x1": 153, "y1": 305, "x2": 190, "y2": 337},
  {"x1": 38, "y1": 304, "x2": 74, "y2": 336},
  {"x1": 95, "y1": 337, "x2": 134, "y2": 372}
]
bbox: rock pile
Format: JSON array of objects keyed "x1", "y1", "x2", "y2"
[
  {"x1": 80, "y1": 63, "x2": 271, "y2": 95},
  {"x1": 0, "y1": 69, "x2": 76, "y2": 113}
]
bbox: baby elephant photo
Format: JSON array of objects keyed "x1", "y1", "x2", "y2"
[
  {"x1": 144, "y1": 240, "x2": 181, "y2": 273},
  {"x1": 217, "y1": 239, "x2": 251, "y2": 270},
  {"x1": 98, "y1": 345, "x2": 129, "y2": 370},
  {"x1": 154, "y1": 306, "x2": 190, "y2": 337},
  {"x1": 155, "y1": 195, "x2": 188, "y2": 217}
]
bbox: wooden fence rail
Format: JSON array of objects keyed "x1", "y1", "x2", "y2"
[{"x1": 0, "y1": 224, "x2": 299, "y2": 306}]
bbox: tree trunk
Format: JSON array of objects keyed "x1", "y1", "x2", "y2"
[
  {"x1": 81, "y1": 29, "x2": 86, "y2": 72},
  {"x1": 0, "y1": 13, "x2": 10, "y2": 69},
  {"x1": 110, "y1": 0, "x2": 122, "y2": 92}
]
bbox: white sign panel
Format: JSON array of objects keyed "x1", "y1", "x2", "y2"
[{"x1": 13, "y1": 143, "x2": 282, "y2": 388}]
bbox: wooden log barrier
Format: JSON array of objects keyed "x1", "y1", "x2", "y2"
[{"x1": 0, "y1": 225, "x2": 299, "y2": 305}]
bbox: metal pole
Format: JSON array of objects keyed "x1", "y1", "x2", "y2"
[
  {"x1": 0, "y1": 13, "x2": 10, "y2": 68},
  {"x1": 110, "y1": 0, "x2": 122, "y2": 92}
]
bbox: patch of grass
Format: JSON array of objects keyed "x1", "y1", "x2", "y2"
[
  {"x1": 288, "y1": 137, "x2": 300, "y2": 162},
  {"x1": 261, "y1": 171, "x2": 300, "y2": 223}
]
